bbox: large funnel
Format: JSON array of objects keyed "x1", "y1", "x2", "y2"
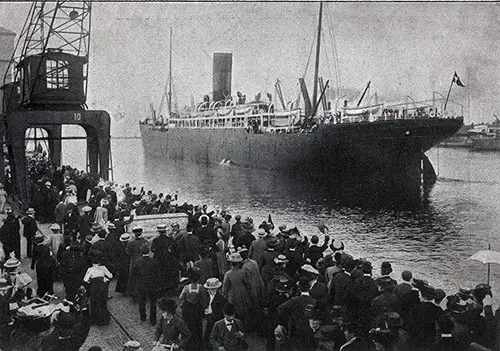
[{"x1": 213, "y1": 53, "x2": 232, "y2": 103}]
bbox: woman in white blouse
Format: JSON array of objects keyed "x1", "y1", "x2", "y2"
[{"x1": 84, "y1": 255, "x2": 113, "y2": 325}]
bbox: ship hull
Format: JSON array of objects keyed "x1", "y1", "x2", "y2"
[{"x1": 140, "y1": 118, "x2": 462, "y2": 205}]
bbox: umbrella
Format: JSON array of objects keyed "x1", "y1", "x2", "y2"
[{"x1": 468, "y1": 248, "x2": 500, "y2": 284}]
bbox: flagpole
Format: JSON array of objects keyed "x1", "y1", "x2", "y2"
[{"x1": 444, "y1": 75, "x2": 454, "y2": 111}]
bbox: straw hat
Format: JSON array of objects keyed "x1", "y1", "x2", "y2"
[
  {"x1": 4, "y1": 255, "x2": 20, "y2": 268},
  {"x1": 27, "y1": 208, "x2": 35, "y2": 215},
  {"x1": 82, "y1": 205, "x2": 92, "y2": 213},
  {"x1": 274, "y1": 254, "x2": 289, "y2": 264},
  {"x1": 204, "y1": 277, "x2": 222, "y2": 289},
  {"x1": 120, "y1": 233, "x2": 132, "y2": 242}
]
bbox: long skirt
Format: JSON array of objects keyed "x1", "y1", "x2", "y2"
[{"x1": 89, "y1": 277, "x2": 110, "y2": 325}]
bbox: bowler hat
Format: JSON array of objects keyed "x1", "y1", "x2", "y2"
[{"x1": 132, "y1": 226, "x2": 143, "y2": 234}]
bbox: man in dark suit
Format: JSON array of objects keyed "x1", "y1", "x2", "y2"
[
  {"x1": 203, "y1": 278, "x2": 226, "y2": 348},
  {"x1": 276, "y1": 277, "x2": 316, "y2": 349},
  {"x1": 329, "y1": 255, "x2": 355, "y2": 309},
  {"x1": 131, "y1": 243, "x2": 158, "y2": 325},
  {"x1": 407, "y1": 279, "x2": 442, "y2": 349},
  {"x1": 394, "y1": 270, "x2": 419, "y2": 322},
  {"x1": 210, "y1": 303, "x2": 246, "y2": 351},
  {"x1": 22, "y1": 208, "x2": 38, "y2": 258},
  {"x1": 352, "y1": 261, "x2": 378, "y2": 332},
  {"x1": 302, "y1": 264, "x2": 329, "y2": 305}
]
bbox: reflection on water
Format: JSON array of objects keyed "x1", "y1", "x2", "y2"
[{"x1": 63, "y1": 139, "x2": 500, "y2": 301}]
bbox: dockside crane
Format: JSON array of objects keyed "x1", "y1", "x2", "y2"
[{"x1": 0, "y1": 1, "x2": 111, "y2": 205}]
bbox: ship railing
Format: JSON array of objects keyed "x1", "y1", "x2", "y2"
[
  {"x1": 168, "y1": 104, "x2": 302, "y2": 130},
  {"x1": 338, "y1": 98, "x2": 462, "y2": 124}
]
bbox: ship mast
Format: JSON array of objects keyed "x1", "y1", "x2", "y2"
[
  {"x1": 168, "y1": 27, "x2": 173, "y2": 118},
  {"x1": 311, "y1": 2, "x2": 323, "y2": 118}
]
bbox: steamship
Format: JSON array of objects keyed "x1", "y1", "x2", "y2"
[{"x1": 139, "y1": 5, "x2": 463, "y2": 202}]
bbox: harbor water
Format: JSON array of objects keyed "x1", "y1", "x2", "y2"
[{"x1": 63, "y1": 138, "x2": 500, "y2": 301}]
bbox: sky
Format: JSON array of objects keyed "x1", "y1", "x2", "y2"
[{"x1": 0, "y1": 1, "x2": 499, "y2": 134}]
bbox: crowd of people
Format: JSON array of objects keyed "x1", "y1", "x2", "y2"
[{"x1": 0, "y1": 162, "x2": 499, "y2": 351}]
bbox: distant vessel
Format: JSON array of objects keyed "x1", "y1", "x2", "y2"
[
  {"x1": 470, "y1": 125, "x2": 500, "y2": 151},
  {"x1": 140, "y1": 3, "x2": 463, "y2": 203}
]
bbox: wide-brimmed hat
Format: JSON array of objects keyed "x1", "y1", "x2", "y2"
[
  {"x1": 274, "y1": 254, "x2": 289, "y2": 264},
  {"x1": 120, "y1": 233, "x2": 131, "y2": 242},
  {"x1": 82, "y1": 205, "x2": 92, "y2": 213},
  {"x1": 157, "y1": 224, "x2": 167, "y2": 232},
  {"x1": 228, "y1": 253, "x2": 243, "y2": 263},
  {"x1": 4, "y1": 256, "x2": 20, "y2": 268},
  {"x1": 266, "y1": 237, "x2": 279, "y2": 248},
  {"x1": 257, "y1": 228, "x2": 268, "y2": 238},
  {"x1": 27, "y1": 208, "x2": 35, "y2": 215},
  {"x1": 301, "y1": 264, "x2": 319, "y2": 275},
  {"x1": 204, "y1": 277, "x2": 222, "y2": 289},
  {"x1": 375, "y1": 276, "x2": 397, "y2": 289}
]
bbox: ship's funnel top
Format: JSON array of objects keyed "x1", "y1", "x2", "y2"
[{"x1": 213, "y1": 53, "x2": 232, "y2": 103}]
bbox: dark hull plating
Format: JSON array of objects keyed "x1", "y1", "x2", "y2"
[{"x1": 140, "y1": 118, "x2": 463, "y2": 205}]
